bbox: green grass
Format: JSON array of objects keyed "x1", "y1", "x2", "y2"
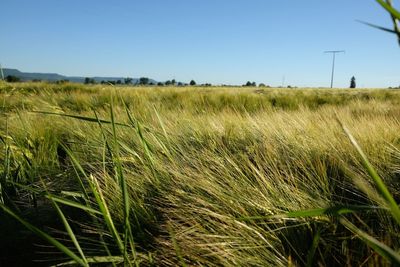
[{"x1": 1, "y1": 82, "x2": 400, "y2": 266}]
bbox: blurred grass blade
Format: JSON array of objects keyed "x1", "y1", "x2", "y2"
[
  {"x1": 357, "y1": 20, "x2": 397, "y2": 33},
  {"x1": 60, "y1": 143, "x2": 89, "y2": 199},
  {"x1": 0, "y1": 203, "x2": 88, "y2": 267},
  {"x1": 47, "y1": 195, "x2": 101, "y2": 215},
  {"x1": 376, "y1": 0, "x2": 400, "y2": 19},
  {"x1": 109, "y1": 95, "x2": 133, "y2": 267},
  {"x1": 376, "y1": 0, "x2": 400, "y2": 44},
  {"x1": 306, "y1": 227, "x2": 321, "y2": 267},
  {"x1": 31, "y1": 111, "x2": 130, "y2": 127},
  {"x1": 48, "y1": 195, "x2": 89, "y2": 266},
  {"x1": 153, "y1": 105, "x2": 171, "y2": 146},
  {"x1": 340, "y1": 123, "x2": 400, "y2": 225},
  {"x1": 93, "y1": 109, "x2": 113, "y2": 159},
  {"x1": 54, "y1": 256, "x2": 124, "y2": 266},
  {"x1": 340, "y1": 218, "x2": 400, "y2": 265},
  {"x1": 88, "y1": 175, "x2": 124, "y2": 255},
  {"x1": 240, "y1": 205, "x2": 381, "y2": 221}
]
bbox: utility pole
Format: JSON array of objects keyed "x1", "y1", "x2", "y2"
[{"x1": 324, "y1": 50, "x2": 345, "y2": 88}]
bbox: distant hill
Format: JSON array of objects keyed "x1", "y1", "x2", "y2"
[{"x1": 2, "y1": 68, "x2": 157, "y2": 84}]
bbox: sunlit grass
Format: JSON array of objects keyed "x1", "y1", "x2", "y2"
[{"x1": 1, "y1": 82, "x2": 400, "y2": 266}]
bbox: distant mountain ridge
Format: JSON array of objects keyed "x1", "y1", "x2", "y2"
[{"x1": 2, "y1": 68, "x2": 157, "y2": 84}]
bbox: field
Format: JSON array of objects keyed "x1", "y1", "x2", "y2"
[{"x1": 1, "y1": 82, "x2": 400, "y2": 266}]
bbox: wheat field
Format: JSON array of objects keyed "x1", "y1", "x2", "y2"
[{"x1": 1, "y1": 82, "x2": 400, "y2": 266}]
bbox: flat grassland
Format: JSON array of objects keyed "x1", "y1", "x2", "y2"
[{"x1": 1, "y1": 82, "x2": 400, "y2": 266}]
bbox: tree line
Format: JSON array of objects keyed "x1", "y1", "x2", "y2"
[{"x1": 3, "y1": 74, "x2": 399, "y2": 89}]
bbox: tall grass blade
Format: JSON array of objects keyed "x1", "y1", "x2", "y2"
[
  {"x1": 376, "y1": 0, "x2": 400, "y2": 44},
  {"x1": 340, "y1": 123, "x2": 400, "y2": 225},
  {"x1": 88, "y1": 174, "x2": 124, "y2": 254},
  {"x1": 306, "y1": 227, "x2": 321, "y2": 267},
  {"x1": 60, "y1": 143, "x2": 89, "y2": 200},
  {"x1": 54, "y1": 256, "x2": 125, "y2": 266},
  {"x1": 0, "y1": 203, "x2": 88, "y2": 267},
  {"x1": 109, "y1": 96, "x2": 133, "y2": 267},
  {"x1": 240, "y1": 205, "x2": 381, "y2": 221},
  {"x1": 376, "y1": 0, "x2": 400, "y2": 20},
  {"x1": 31, "y1": 111, "x2": 130, "y2": 127},
  {"x1": 46, "y1": 195, "x2": 102, "y2": 215},
  {"x1": 48, "y1": 195, "x2": 89, "y2": 266},
  {"x1": 340, "y1": 218, "x2": 400, "y2": 265},
  {"x1": 357, "y1": 20, "x2": 397, "y2": 33}
]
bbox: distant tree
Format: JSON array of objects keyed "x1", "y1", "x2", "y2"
[
  {"x1": 5, "y1": 75, "x2": 20, "y2": 82},
  {"x1": 124, "y1": 77, "x2": 133, "y2": 84},
  {"x1": 84, "y1": 77, "x2": 96, "y2": 84},
  {"x1": 157, "y1": 82, "x2": 164, "y2": 86},
  {"x1": 116, "y1": 80, "x2": 122, "y2": 85},
  {"x1": 139, "y1": 77, "x2": 149, "y2": 85},
  {"x1": 251, "y1": 82, "x2": 256, "y2": 86},
  {"x1": 32, "y1": 79, "x2": 42, "y2": 83},
  {"x1": 190, "y1": 80, "x2": 196, "y2": 86},
  {"x1": 244, "y1": 81, "x2": 252, "y2": 86},
  {"x1": 171, "y1": 79, "x2": 176, "y2": 85},
  {"x1": 165, "y1": 80, "x2": 172, "y2": 86},
  {"x1": 177, "y1": 82, "x2": 183, "y2": 86},
  {"x1": 350, "y1": 76, "x2": 356, "y2": 88},
  {"x1": 100, "y1": 80, "x2": 106, "y2": 84},
  {"x1": 56, "y1": 79, "x2": 69, "y2": 84}
]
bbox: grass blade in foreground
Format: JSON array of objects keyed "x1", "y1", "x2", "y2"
[
  {"x1": 239, "y1": 205, "x2": 381, "y2": 221},
  {"x1": 0, "y1": 204, "x2": 88, "y2": 267},
  {"x1": 54, "y1": 256, "x2": 124, "y2": 266},
  {"x1": 340, "y1": 123, "x2": 400, "y2": 225},
  {"x1": 31, "y1": 111, "x2": 131, "y2": 127},
  {"x1": 340, "y1": 218, "x2": 400, "y2": 265},
  {"x1": 49, "y1": 195, "x2": 89, "y2": 266},
  {"x1": 376, "y1": 0, "x2": 400, "y2": 44},
  {"x1": 306, "y1": 227, "x2": 321, "y2": 267},
  {"x1": 110, "y1": 96, "x2": 134, "y2": 267}
]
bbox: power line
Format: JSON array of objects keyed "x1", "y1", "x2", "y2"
[{"x1": 324, "y1": 50, "x2": 345, "y2": 88}]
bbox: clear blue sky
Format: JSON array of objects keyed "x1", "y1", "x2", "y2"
[{"x1": 1, "y1": 0, "x2": 399, "y2": 87}]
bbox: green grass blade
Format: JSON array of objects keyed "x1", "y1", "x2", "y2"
[
  {"x1": 60, "y1": 143, "x2": 89, "y2": 199},
  {"x1": 47, "y1": 195, "x2": 102, "y2": 215},
  {"x1": 88, "y1": 175, "x2": 124, "y2": 255},
  {"x1": 48, "y1": 195, "x2": 88, "y2": 266},
  {"x1": 153, "y1": 105, "x2": 171, "y2": 147},
  {"x1": 93, "y1": 109, "x2": 114, "y2": 158},
  {"x1": 357, "y1": 20, "x2": 397, "y2": 33},
  {"x1": 31, "y1": 111, "x2": 130, "y2": 127},
  {"x1": 340, "y1": 218, "x2": 400, "y2": 265},
  {"x1": 376, "y1": 0, "x2": 400, "y2": 44},
  {"x1": 376, "y1": 0, "x2": 400, "y2": 20},
  {"x1": 0, "y1": 203, "x2": 88, "y2": 267},
  {"x1": 109, "y1": 96, "x2": 134, "y2": 267},
  {"x1": 240, "y1": 205, "x2": 382, "y2": 221},
  {"x1": 306, "y1": 227, "x2": 321, "y2": 267},
  {"x1": 341, "y1": 124, "x2": 400, "y2": 225},
  {"x1": 54, "y1": 256, "x2": 125, "y2": 266}
]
